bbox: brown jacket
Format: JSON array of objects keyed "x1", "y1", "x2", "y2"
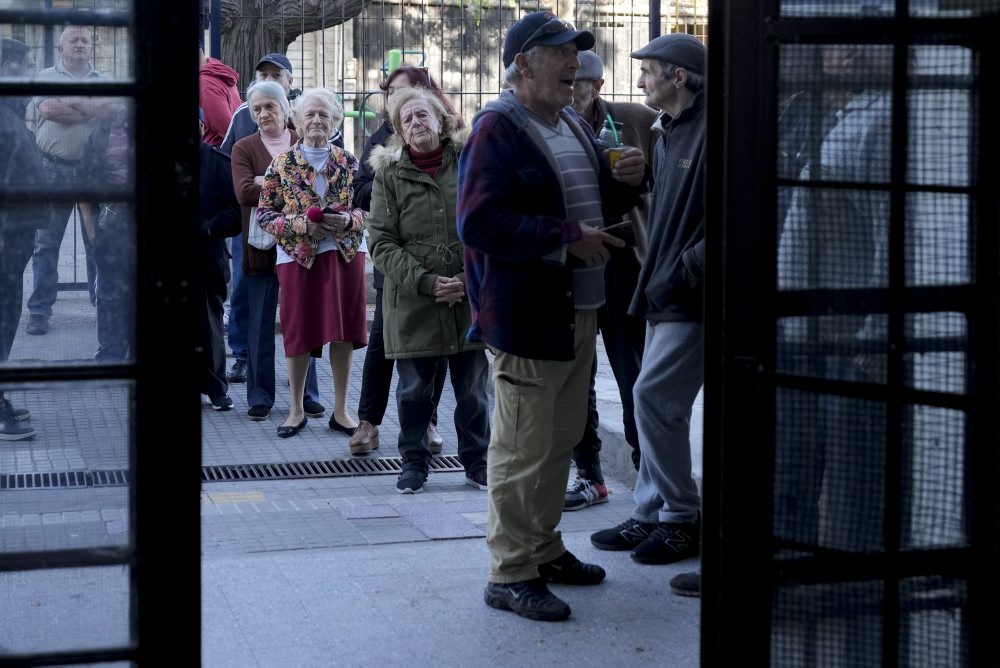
[
  {"x1": 229, "y1": 131, "x2": 294, "y2": 276},
  {"x1": 591, "y1": 97, "x2": 658, "y2": 263}
]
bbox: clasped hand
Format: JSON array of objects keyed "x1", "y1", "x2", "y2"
[
  {"x1": 307, "y1": 212, "x2": 352, "y2": 241},
  {"x1": 434, "y1": 276, "x2": 465, "y2": 307}
]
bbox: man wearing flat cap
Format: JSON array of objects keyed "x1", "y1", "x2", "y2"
[
  {"x1": 564, "y1": 49, "x2": 658, "y2": 513},
  {"x1": 591, "y1": 33, "x2": 708, "y2": 588},
  {"x1": 457, "y1": 10, "x2": 648, "y2": 622}
]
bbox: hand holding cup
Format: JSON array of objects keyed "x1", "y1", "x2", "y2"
[{"x1": 607, "y1": 146, "x2": 645, "y2": 186}]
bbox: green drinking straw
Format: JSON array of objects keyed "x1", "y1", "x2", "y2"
[{"x1": 605, "y1": 112, "x2": 621, "y2": 146}]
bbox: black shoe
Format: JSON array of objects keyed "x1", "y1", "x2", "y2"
[
  {"x1": 669, "y1": 571, "x2": 701, "y2": 597},
  {"x1": 0, "y1": 415, "x2": 35, "y2": 441},
  {"x1": 464, "y1": 468, "x2": 488, "y2": 491},
  {"x1": 277, "y1": 417, "x2": 307, "y2": 438},
  {"x1": 484, "y1": 579, "x2": 571, "y2": 622},
  {"x1": 247, "y1": 404, "x2": 270, "y2": 421},
  {"x1": 631, "y1": 521, "x2": 701, "y2": 565},
  {"x1": 210, "y1": 395, "x2": 234, "y2": 411},
  {"x1": 0, "y1": 398, "x2": 30, "y2": 422},
  {"x1": 226, "y1": 358, "x2": 248, "y2": 383},
  {"x1": 303, "y1": 400, "x2": 326, "y2": 418},
  {"x1": 537, "y1": 550, "x2": 606, "y2": 586},
  {"x1": 329, "y1": 416, "x2": 357, "y2": 435},
  {"x1": 396, "y1": 469, "x2": 427, "y2": 494},
  {"x1": 591, "y1": 518, "x2": 657, "y2": 551},
  {"x1": 26, "y1": 314, "x2": 48, "y2": 335}
]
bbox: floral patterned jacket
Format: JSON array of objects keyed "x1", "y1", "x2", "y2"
[{"x1": 257, "y1": 140, "x2": 366, "y2": 269}]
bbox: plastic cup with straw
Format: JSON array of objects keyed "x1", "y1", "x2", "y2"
[{"x1": 604, "y1": 112, "x2": 625, "y2": 169}]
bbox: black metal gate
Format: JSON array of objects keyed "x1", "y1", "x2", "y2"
[
  {"x1": 705, "y1": 1, "x2": 999, "y2": 665},
  {"x1": 0, "y1": 1, "x2": 202, "y2": 665}
]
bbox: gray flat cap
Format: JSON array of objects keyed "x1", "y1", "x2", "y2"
[
  {"x1": 576, "y1": 50, "x2": 604, "y2": 80},
  {"x1": 631, "y1": 33, "x2": 705, "y2": 75}
]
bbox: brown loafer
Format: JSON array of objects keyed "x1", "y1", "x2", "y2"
[
  {"x1": 426, "y1": 423, "x2": 444, "y2": 455},
  {"x1": 349, "y1": 420, "x2": 378, "y2": 455}
]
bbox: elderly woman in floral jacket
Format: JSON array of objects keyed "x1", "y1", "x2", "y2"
[
  {"x1": 257, "y1": 88, "x2": 367, "y2": 439},
  {"x1": 367, "y1": 86, "x2": 489, "y2": 495}
]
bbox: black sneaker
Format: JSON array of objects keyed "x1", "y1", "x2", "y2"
[
  {"x1": 0, "y1": 417, "x2": 35, "y2": 441},
  {"x1": 247, "y1": 404, "x2": 270, "y2": 421},
  {"x1": 537, "y1": 550, "x2": 606, "y2": 586},
  {"x1": 631, "y1": 521, "x2": 700, "y2": 565},
  {"x1": 484, "y1": 579, "x2": 571, "y2": 622},
  {"x1": 465, "y1": 468, "x2": 487, "y2": 491},
  {"x1": 226, "y1": 358, "x2": 248, "y2": 383},
  {"x1": 591, "y1": 518, "x2": 657, "y2": 551},
  {"x1": 396, "y1": 469, "x2": 427, "y2": 494},
  {"x1": 1, "y1": 398, "x2": 30, "y2": 422},
  {"x1": 303, "y1": 400, "x2": 326, "y2": 418},
  {"x1": 210, "y1": 395, "x2": 234, "y2": 411},
  {"x1": 669, "y1": 571, "x2": 701, "y2": 597}
]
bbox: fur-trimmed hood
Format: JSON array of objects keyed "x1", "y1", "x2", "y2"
[{"x1": 367, "y1": 127, "x2": 469, "y2": 173}]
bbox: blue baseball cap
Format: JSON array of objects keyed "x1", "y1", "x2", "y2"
[
  {"x1": 255, "y1": 53, "x2": 293, "y2": 74},
  {"x1": 502, "y1": 11, "x2": 595, "y2": 68}
]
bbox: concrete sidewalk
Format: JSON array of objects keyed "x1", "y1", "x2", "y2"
[{"x1": 4, "y1": 250, "x2": 702, "y2": 666}]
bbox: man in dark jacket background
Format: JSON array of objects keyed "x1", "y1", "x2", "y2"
[
  {"x1": 590, "y1": 33, "x2": 708, "y2": 582},
  {"x1": 199, "y1": 111, "x2": 243, "y2": 411},
  {"x1": 564, "y1": 48, "x2": 658, "y2": 510},
  {"x1": 0, "y1": 37, "x2": 43, "y2": 440}
]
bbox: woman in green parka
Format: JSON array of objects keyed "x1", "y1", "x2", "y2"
[{"x1": 367, "y1": 86, "x2": 489, "y2": 495}]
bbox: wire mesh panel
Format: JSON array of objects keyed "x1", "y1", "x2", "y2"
[
  {"x1": 767, "y1": 5, "x2": 986, "y2": 666},
  {"x1": 207, "y1": 0, "x2": 709, "y2": 155}
]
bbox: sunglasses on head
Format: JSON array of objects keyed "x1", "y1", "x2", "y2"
[
  {"x1": 378, "y1": 66, "x2": 430, "y2": 92},
  {"x1": 520, "y1": 17, "x2": 576, "y2": 53}
]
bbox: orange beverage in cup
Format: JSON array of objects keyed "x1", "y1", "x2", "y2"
[{"x1": 607, "y1": 147, "x2": 626, "y2": 169}]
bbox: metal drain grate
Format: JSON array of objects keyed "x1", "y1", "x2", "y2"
[
  {"x1": 201, "y1": 454, "x2": 465, "y2": 483},
  {"x1": 0, "y1": 457, "x2": 467, "y2": 488},
  {"x1": 0, "y1": 469, "x2": 129, "y2": 490}
]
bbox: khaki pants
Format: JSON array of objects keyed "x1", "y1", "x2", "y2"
[{"x1": 486, "y1": 310, "x2": 597, "y2": 583}]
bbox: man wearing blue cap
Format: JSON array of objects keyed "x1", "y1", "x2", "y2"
[
  {"x1": 458, "y1": 11, "x2": 648, "y2": 621},
  {"x1": 590, "y1": 33, "x2": 707, "y2": 594}
]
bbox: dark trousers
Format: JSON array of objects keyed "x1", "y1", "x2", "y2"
[
  {"x1": 358, "y1": 286, "x2": 445, "y2": 425},
  {"x1": 0, "y1": 227, "x2": 35, "y2": 362},
  {"x1": 572, "y1": 251, "x2": 646, "y2": 478},
  {"x1": 227, "y1": 232, "x2": 248, "y2": 359},
  {"x1": 200, "y1": 256, "x2": 230, "y2": 400},
  {"x1": 395, "y1": 350, "x2": 490, "y2": 474},
  {"x1": 245, "y1": 273, "x2": 321, "y2": 408},
  {"x1": 93, "y1": 206, "x2": 134, "y2": 362},
  {"x1": 29, "y1": 157, "x2": 97, "y2": 317}
]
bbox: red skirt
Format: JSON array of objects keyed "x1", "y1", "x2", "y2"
[{"x1": 276, "y1": 250, "x2": 368, "y2": 357}]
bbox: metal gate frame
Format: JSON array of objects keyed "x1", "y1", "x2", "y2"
[
  {"x1": 704, "y1": 1, "x2": 999, "y2": 665},
  {"x1": 0, "y1": 2, "x2": 202, "y2": 664}
]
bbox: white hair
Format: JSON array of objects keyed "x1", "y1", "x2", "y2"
[
  {"x1": 291, "y1": 87, "x2": 344, "y2": 129},
  {"x1": 246, "y1": 80, "x2": 291, "y2": 120},
  {"x1": 503, "y1": 46, "x2": 541, "y2": 87}
]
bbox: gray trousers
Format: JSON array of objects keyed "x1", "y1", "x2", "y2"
[{"x1": 631, "y1": 320, "x2": 703, "y2": 525}]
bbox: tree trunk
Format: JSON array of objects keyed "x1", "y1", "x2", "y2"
[{"x1": 212, "y1": 0, "x2": 371, "y2": 94}]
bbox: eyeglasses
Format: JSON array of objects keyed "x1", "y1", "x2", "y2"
[{"x1": 520, "y1": 17, "x2": 576, "y2": 53}]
